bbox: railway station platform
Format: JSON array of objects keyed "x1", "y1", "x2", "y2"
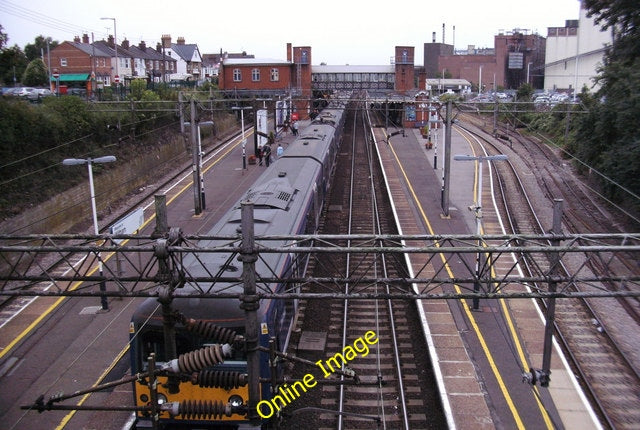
[
  {"x1": 372, "y1": 124, "x2": 601, "y2": 429},
  {"x1": 134, "y1": 123, "x2": 308, "y2": 237}
]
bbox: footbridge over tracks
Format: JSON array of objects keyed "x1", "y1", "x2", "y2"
[{"x1": 312, "y1": 65, "x2": 396, "y2": 91}]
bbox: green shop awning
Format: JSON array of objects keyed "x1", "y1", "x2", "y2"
[{"x1": 51, "y1": 74, "x2": 90, "y2": 82}]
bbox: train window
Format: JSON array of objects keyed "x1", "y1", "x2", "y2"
[{"x1": 138, "y1": 330, "x2": 194, "y2": 369}]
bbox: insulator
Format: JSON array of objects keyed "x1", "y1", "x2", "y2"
[
  {"x1": 191, "y1": 370, "x2": 248, "y2": 389},
  {"x1": 182, "y1": 318, "x2": 238, "y2": 345},
  {"x1": 176, "y1": 345, "x2": 227, "y2": 373},
  {"x1": 178, "y1": 399, "x2": 232, "y2": 419}
]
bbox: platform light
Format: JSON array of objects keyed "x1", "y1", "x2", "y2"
[{"x1": 62, "y1": 155, "x2": 116, "y2": 310}]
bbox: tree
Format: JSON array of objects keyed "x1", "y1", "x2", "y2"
[
  {"x1": 129, "y1": 79, "x2": 147, "y2": 100},
  {"x1": 22, "y1": 58, "x2": 49, "y2": 86},
  {"x1": 0, "y1": 26, "x2": 29, "y2": 86},
  {"x1": 0, "y1": 25, "x2": 8, "y2": 50},
  {"x1": 0, "y1": 45, "x2": 28, "y2": 86},
  {"x1": 516, "y1": 83, "x2": 533, "y2": 102},
  {"x1": 24, "y1": 35, "x2": 58, "y2": 62},
  {"x1": 575, "y1": 0, "x2": 640, "y2": 207},
  {"x1": 583, "y1": 0, "x2": 640, "y2": 64}
]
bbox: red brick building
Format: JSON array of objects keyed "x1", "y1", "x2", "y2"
[
  {"x1": 423, "y1": 29, "x2": 546, "y2": 90},
  {"x1": 394, "y1": 46, "x2": 415, "y2": 93},
  {"x1": 218, "y1": 43, "x2": 312, "y2": 117},
  {"x1": 48, "y1": 35, "x2": 112, "y2": 94}
]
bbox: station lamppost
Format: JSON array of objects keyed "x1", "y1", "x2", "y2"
[
  {"x1": 184, "y1": 95, "x2": 214, "y2": 215},
  {"x1": 62, "y1": 155, "x2": 116, "y2": 310},
  {"x1": 232, "y1": 106, "x2": 253, "y2": 172},
  {"x1": 100, "y1": 17, "x2": 118, "y2": 99},
  {"x1": 453, "y1": 154, "x2": 507, "y2": 310}
]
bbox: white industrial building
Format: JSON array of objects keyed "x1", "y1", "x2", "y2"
[{"x1": 544, "y1": 0, "x2": 614, "y2": 94}]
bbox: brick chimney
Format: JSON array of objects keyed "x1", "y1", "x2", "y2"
[
  {"x1": 121, "y1": 39, "x2": 129, "y2": 49},
  {"x1": 177, "y1": 37, "x2": 185, "y2": 45},
  {"x1": 82, "y1": 34, "x2": 89, "y2": 44},
  {"x1": 156, "y1": 42, "x2": 162, "y2": 53},
  {"x1": 74, "y1": 36, "x2": 80, "y2": 43},
  {"x1": 139, "y1": 41, "x2": 146, "y2": 50},
  {"x1": 107, "y1": 35, "x2": 115, "y2": 48},
  {"x1": 287, "y1": 43, "x2": 292, "y2": 62},
  {"x1": 161, "y1": 34, "x2": 172, "y2": 49}
]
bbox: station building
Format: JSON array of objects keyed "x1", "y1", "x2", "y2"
[{"x1": 218, "y1": 45, "x2": 419, "y2": 120}]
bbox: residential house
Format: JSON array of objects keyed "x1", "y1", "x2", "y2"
[
  {"x1": 120, "y1": 39, "x2": 146, "y2": 79},
  {"x1": 48, "y1": 34, "x2": 111, "y2": 95},
  {"x1": 161, "y1": 35, "x2": 202, "y2": 81},
  {"x1": 93, "y1": 35, "x2": 134, "y2": 84}
]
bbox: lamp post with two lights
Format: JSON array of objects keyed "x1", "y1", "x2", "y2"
[{"x1": 62, "y1": 155, "x2": 116, "y2": 310}]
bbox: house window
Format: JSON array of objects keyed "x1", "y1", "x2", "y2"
[
  {"x1": 233, "y1": 69, "x2": 242, "y2": 82},
  {"x1": 60, "y1": 58, "x2": 67, "y2": 67},
  {"x1": 252, "y1": 68, "x2": 260, "y2": 82},
  {"x1": 271, "y1": 68, "x2": 279, "y2": 82}
]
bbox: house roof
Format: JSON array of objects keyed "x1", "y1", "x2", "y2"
[
  {"x1": 93, "y1": 40, "x2": 137, "y2": 59},
  {"x1": 127, "y1": 44, "x2": 172, "y2": 61},
  {"x1": 69, "y1": 42, "x2": 111, "y2": 57},
  {"x1": 172, "y1": 43, "x2": 201, "y2": 62}
]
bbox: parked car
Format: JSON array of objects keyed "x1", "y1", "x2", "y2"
[
  {"x1": 27, "y1": 88, "x2": 53, "y2": 101},
  {"x1": 16, "y1": 87, "x2": 36, "y2": 98},
  {"x1": 3, "y1": 87, "x2": 22, "y2": 97}
]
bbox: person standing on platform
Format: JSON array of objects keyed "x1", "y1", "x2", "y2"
[
  {"x1": 292, "y1": 121, "x2": 299, "y2": 136},
  {"x1": 276, "y1": 144, "x2": 284, "y2": 158},
  {"x1": 257, "y1": 146, "x2": 263, "y2": 165},
  {"x1": 263, "y1": 144, "x2": 272, "y2": 167}
]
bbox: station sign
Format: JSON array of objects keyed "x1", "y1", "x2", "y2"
[{"x1": 109, "y1": 207, "x2": 144, "y2": 243}]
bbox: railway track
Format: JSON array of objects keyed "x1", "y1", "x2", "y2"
[
  {"x1": 457, "y1": 115, "x2": 640, "y2": 429},
  {"x1": 283, "y1": 99, "x2": 443, "y2": 429}
]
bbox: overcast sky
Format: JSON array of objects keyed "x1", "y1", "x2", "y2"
[{"x1": 2, "y1": 0, "x2": 582, "y2": 65}]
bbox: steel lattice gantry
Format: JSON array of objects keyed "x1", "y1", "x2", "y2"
[{"x1": 1, "y1": 231, "x2": 639, "y2": 301}]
